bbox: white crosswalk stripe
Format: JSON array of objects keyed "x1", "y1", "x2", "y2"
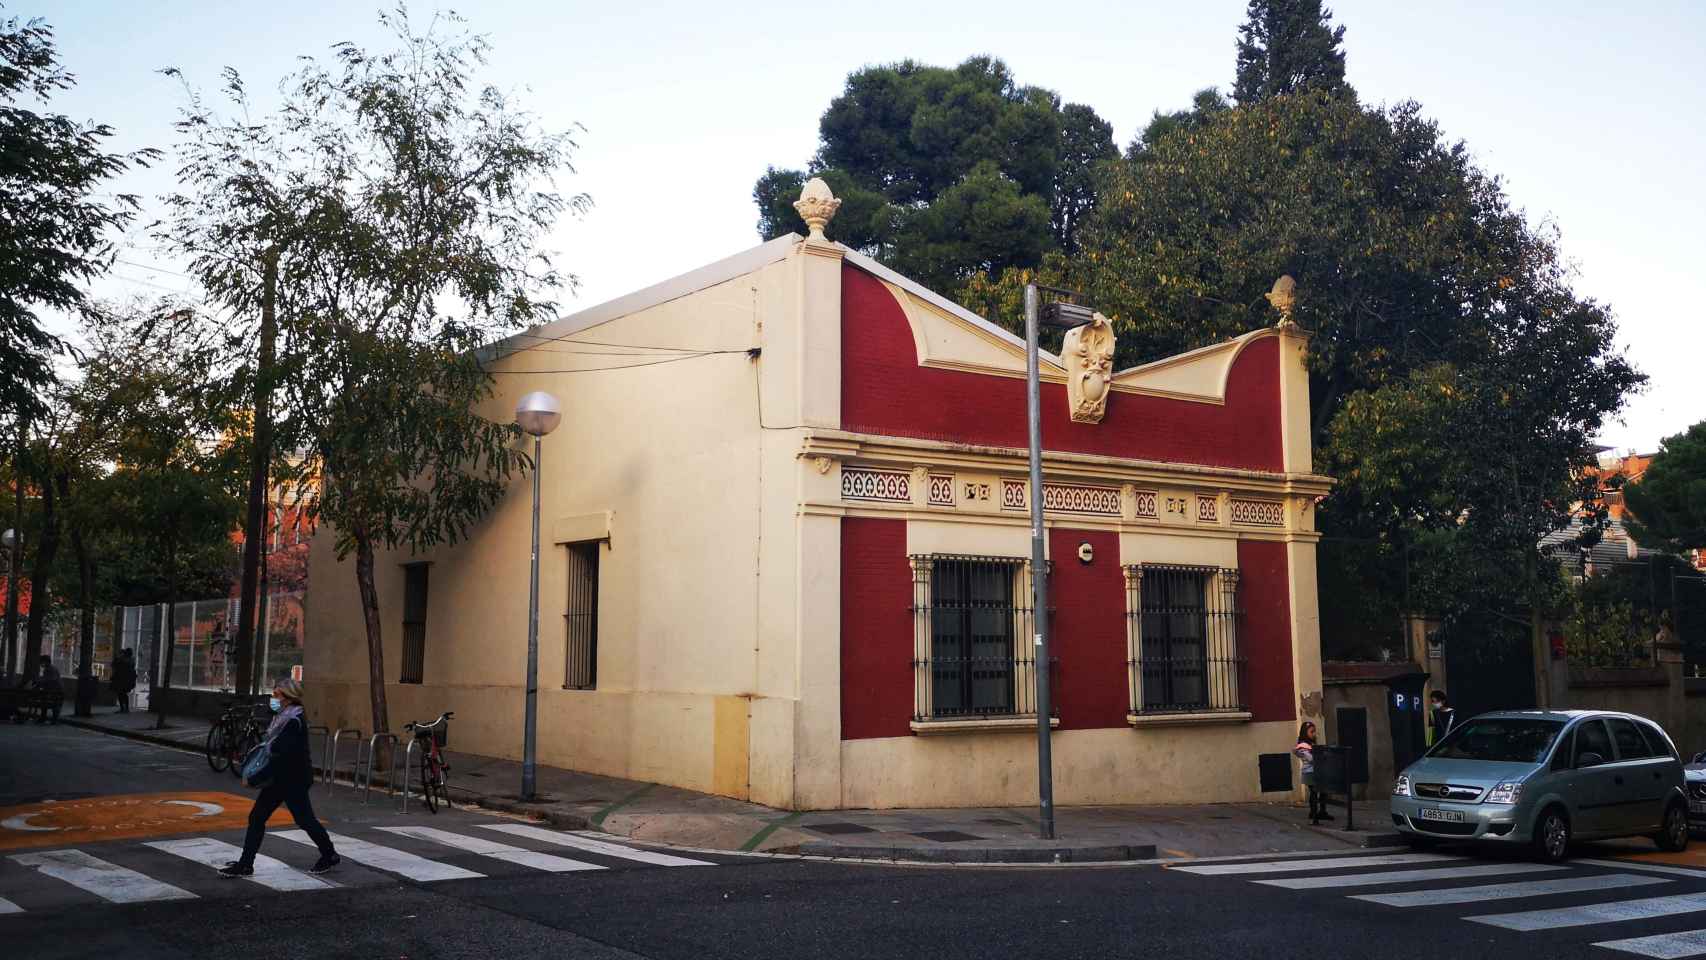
[
  {"x1": 1353, "y1": 872, "x2": 1670, "y2": 907},
  {"x1": 1469, "y1": 891, "x2": 1706, "y2": 931},
  {"x1": 145, "y1": 837, "x2": 333, "y2": 891},
  {"x1": 1595, "y1": 928, "x2": 1706, "y2": 958},
  {"x1": 1256, "y1": 861, "x2": 1564, "y2": 890},
  {"x1": 0, "y1": 896, "x2": 22, "y2": 914},
  {"x1": 275, "y1": 830, "x2": 484, "y2": 882},
  {"x1": 377, "y1": 826, "x2": 605, "y2": 872},
  {"x1": 9, "y1": 849, "x2": 196, "y2": 904},
  {"x1": 478, "y1": 824, "x2": 714, "y2": 867},
  {"x1": 1170, "y1": 853, "x2": 1459, "y2": 876}
]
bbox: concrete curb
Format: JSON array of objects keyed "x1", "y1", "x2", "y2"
[
  {"x1": 785, "y1": 841, "x2": 1159, "y2": 864},
  {"x1": 1235, "y1": 801, "x2": 1404, "y2": 848},
  {"x1": 463, "y1": 794, "x2": 593, "y2": 832},
  {"x1": 59, "y1": 716, "x2": 204, "y2": 752}
]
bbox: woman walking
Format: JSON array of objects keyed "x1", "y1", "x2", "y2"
[
  {"x1": 220, "y1": 678, "x2": 340, "y2": 877},
  {"x1": 1296, "y1": 720, "x2": 1331, "y2": 824}
]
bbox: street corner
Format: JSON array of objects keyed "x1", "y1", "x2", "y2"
[{"x1": 0, "y1": 791, "x2": 297, "y2": 850}]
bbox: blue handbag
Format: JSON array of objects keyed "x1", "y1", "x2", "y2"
[{"x1": 240, "y1": 740, "x2": 275, "y2": 788}]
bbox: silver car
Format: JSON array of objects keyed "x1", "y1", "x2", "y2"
[{"x1": 1391, "y1": 709, "x2": 1690, "y2": 862}]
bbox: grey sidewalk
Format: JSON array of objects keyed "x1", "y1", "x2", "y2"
[{"x1": 60, "y1": 706, "x2": 1398, "y2": 862}]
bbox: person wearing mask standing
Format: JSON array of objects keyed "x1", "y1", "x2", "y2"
[
  {"x1": 1429, "y1": 690, "x2": 1457, "y2": 746},
  {"x1": 1296, "y1": 720, "x2": 1331, "y2": 824},
  {"x1": 220, "y1": 678, "x2": 339, "y2": 877}
]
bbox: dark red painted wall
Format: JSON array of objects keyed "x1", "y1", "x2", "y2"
[
  {"x1": 840, "y1": 264, "x2": 1284, "y2": 472},
  {"x1": 840, "y1": 517, "x2": 914, "y2": 740},
  {"x1": 1237, "y1": 540, "x2": 1296, "y2": 723},
  {"x1": 1048, "y1": 529, "x2": 1130, "y2": 730}
]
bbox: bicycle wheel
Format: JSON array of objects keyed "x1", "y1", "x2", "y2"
[
  {"x1": 418, "y1": 751, "x2": 443, "y2": 813},
  {"x1": 231, "y1": 723, "x2": 260, "y2": 778},
  {"x1": 206, "y1": 721, "x2": 230, "y2": 772}
]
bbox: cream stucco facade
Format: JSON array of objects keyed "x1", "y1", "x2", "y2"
[{"x1": 306, "y1": 206, "x2": 1331, "y2": 810}]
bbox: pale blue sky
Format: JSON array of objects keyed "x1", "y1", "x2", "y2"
[{"x1": 37, "y1": 0, "x2": 1706, "y2": 451}]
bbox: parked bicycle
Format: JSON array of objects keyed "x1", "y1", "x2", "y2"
[
  {"x1": 205, "y1": 699, "x2": 267, "y2": 775},
  {"x1": 403, "y1": 711, "x2": 453, "y2": 813}
]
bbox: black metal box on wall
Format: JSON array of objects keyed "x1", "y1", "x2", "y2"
[{"x1": 1258, "y1": 752, "x2": 1293, "y2": 793}]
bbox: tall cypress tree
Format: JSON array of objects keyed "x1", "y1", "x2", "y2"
[{"x1": 1232, "y1": 0, "x2": 1351, "y2": 105}]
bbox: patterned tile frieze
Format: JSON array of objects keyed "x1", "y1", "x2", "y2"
[
  {"x1": 1230, "y1": 498, "x2": 1285, "y2": 527},
  {"x1": 1196, "y1": 495, "x2": 1219, "y2": 523},
  {"x1": 1133, "y1": 489, "x2": 1158, "y2": 519},
  {"x1": 1041, "y1": 483, "x2": 1122, "y2": 516},
  {"x1": 1001, "y1": 478, "x2": 1028, "y2": 510},
  {"x1": 927, "y1": 474, "x2": 956, "y2": 507},
  {"x1": 842, "y1": 467, "x2": 911, "y2": 502}
]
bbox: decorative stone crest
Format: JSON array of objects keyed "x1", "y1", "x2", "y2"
[
  {"x1": 1266, "y1": 275, "x2": 1299, "y2": 331},
  {"x1": 793, "y1": 177, "x2": 841, "y2": 242},
  {"x1": 1063, "y1": 311, "x2": 1116, "y2": 424}
]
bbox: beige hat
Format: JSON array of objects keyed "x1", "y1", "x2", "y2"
[{"x1": 274, "y1": 677, "x2": 304, "y2": 703}]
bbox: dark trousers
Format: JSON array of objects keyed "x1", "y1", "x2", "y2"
[
  {"x1": 1308, "y1": 786, "x2": 1329, "y2": 820},
  {"x1": 239, "y1": 782, "x2": 336, "y2": 865}
]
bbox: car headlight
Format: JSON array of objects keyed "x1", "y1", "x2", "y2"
[
  {"x1": 1393, "y1": 774, "x2": 1411, "y2": 797},
  {"x1": 1486, "y1": 780, "x2": 1524, "y2": 804}
]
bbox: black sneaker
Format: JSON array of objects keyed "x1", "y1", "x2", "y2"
[
  {"x1": 218, "y1": 862, "x2": 253, "y2": 878},
  {"x1": 309, "y1": 854, "x2": 341, "y2": 874}
]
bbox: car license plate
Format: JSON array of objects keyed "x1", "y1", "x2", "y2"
[{"x1": 1419, "y1": 807, "x2": 1467, "y2": 823}]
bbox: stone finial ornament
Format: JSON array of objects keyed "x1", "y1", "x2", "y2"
[
  {"x1": 794, "y1": 177, "x2": 842, "y2": 242},
  {"x1": 1266, "y1": 274, "x2": 1299, "y2": 331},
  {"x1": 1064, "y1": 311, "x2": 1117, "y2": 424}
]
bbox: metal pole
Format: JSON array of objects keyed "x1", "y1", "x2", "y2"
[
  {"x1": 522, "y1": 434, "x2": 543, "y2": 800},
  {"x1": 1024, "y1": 284, "x2": 1056, "y2": 840}
]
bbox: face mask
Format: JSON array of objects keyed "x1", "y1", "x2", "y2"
[{"x1": 268, "y1": 697, "x2": 282, "y2": 713}]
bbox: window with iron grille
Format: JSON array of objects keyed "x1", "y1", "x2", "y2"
[
  {"x1": 910, "y1": 555, "x2": 1049, "y2": 721},
  {"x1": 400, "y1": 563, "x2": 429, "y2": 684},
  {"x1": 1124, "y1": 563, "x2": 1244, "y2": 715},
  {"x1": 564, "y1": 541, "x2": 599, "y2": 690}
]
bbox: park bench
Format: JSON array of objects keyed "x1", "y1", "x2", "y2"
[{"x1": 0, "y1": 685, "x2": 65, "y2": 723}]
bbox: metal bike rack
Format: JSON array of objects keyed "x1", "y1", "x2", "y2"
[
  {"x1": 324, "y1": 728, "x2": 364, "y2": 786},
  {"x1": 356, "y1": 733, "x2": 398, "y2": 804},
  {"x1": 398, "y1": 737, "x2": 423, "y2": 813}
]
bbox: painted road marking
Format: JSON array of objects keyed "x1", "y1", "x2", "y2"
[
  {"x1": 145, "y1": 837, "x2": 333, "y2": 892},
  {"x1": 276, "y1": 831, "x2": 483, "y2": 882},
  {"x1": 478, "y1": 824, "x2": 713, "y2": 867},
  {"x1": 1470, "y1": 891, "x2": 1706, "y2": 931},
  {"x1": 1172, "y1": 853, "x2": 1459, "y2": 876},
  {"x1": 0, "y1": 792, "x2": 290, "y2": 851},
  {"x1": 9, "y1": 849, "x2": 196, "y2": 904},
  {"x1": 1354, "y1": 873, "x2": 1670, "y2": 907},
  {"x1": 1256, "y1": 862, "x2": 1566, "y2": 890},
  {"x1": 0, "y1": 896, "x2": 21, "y2": 914},
  {"x1": 1595, "y1": 929, "x2": 1706, "y2": 958},
  {"x1": 377, "y1": 826, "x2": 604, "y2": 873},
  {"x1": 1580, "y1": 860, "x2": 1706, "y2": 880}
]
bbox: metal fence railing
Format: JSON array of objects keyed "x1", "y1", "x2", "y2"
[{"x1": 1125, "y1": 563, "x2": 1246, "y2": 716}]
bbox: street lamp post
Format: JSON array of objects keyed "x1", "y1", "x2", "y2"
[
  {"x1": 514, "y1": 391, "x2": 562, "y2": 801},
  {"x1": 2, "y1": 528, "x2": 18, "y2": 679},
  {"x1": 1024, "y1": 284, "x2": 1096, "y2": 842}
]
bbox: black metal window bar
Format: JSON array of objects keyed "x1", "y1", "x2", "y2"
[
  {"x1": 910, "y1": 555, "x2": 1051, "y2": 721},
  {"x1": 400, "y1": 563, "x2": 429, "y2": 684},
  {"x1": 564, "y1": 542, "x2": 599, "y2": 690},
  {"x1": 1125, "y1": 563, "x2": 1245, "y2": 715}
]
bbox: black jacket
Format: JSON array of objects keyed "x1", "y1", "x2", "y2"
[{"x1": 266, "y1": 713, "x2": 315, "y2": 790}]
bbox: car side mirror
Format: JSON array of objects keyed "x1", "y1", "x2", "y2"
[{"x1": 1578, "y1": 752, "x2": 1607, "y2": 768}]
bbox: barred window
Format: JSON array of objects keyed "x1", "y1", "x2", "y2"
[
  {"x1": 910, "y1": 555, "x2": 1047, "y2": 721},
  {"x1": 564, "y1": 541, "x2": 600, "y2": 690},
  {"x1": 400, "y1": 563, "x2": 429, "y2": 684},
  {"x1": 1125, "y1": 564, "x2": 1244, "y2": 715}
]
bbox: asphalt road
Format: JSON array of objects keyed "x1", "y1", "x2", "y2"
[{"x1": 9, "y1": 721, "x2": 1706, "y2": 959}]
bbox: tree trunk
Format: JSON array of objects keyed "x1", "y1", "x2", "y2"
[
  {"x1": 234, "y1": 247, "x2": 279, "y2": 698},
  {"x1": 21, "y1": 464, "x2": 57, "y2": 682},
  {"x1": 155, "y1": 542, "x2": 178, "y2": 728},
  {"x1": 3, "y1": 424, "x2": 22, "y2": 680},
  {"x1": 354, "y1": 528, "x2": 389, "y2": 737},
  {"x1": 72, "y1": 520, "x2": 96, "y2": 717}
]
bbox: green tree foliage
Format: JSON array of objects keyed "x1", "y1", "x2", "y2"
[
  {"x1": 1232, "y1": 0, "x2": 1350, "y2": 105},
  {"x1": 0, "y1": 13, "x2": 155, "y2": 421},
  {"x1": 753, "y1": 57, "x2": 1115, "y2": 296},
  {"x1": 1624, "y1": 421, "x2": 1706, "y2": 554},
  {"x1": 166, "y1": 7, "x2": 582, "y2": 735}
]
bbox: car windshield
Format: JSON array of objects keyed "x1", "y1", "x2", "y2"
[{"x1": 1426, "y1": 718, "x2": 1565, "y2": 763}]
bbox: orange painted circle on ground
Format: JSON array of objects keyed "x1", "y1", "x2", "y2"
[{"x1": 0, "y1": 792, "x2": 303, "y2": 850}]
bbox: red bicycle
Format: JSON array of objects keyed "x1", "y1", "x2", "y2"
[{"x1": 404, "y1": 711, "x2": 453, "y2": 813}]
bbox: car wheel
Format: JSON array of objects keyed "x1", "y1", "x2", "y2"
[
  {"x1": 1533, "y1": 807, "x2": 1571, "y2": 863},
  {"x1": 1656, "y1": 802, "x2": 1690, "y2": 853}
]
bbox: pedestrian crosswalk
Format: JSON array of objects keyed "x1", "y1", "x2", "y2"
[
  {"x1": 0, "y1": 820, "x2": 728, "y2": 916},
  {"x1": 1171, "y1": 849, "x2": 1706, "y2": 958}
]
